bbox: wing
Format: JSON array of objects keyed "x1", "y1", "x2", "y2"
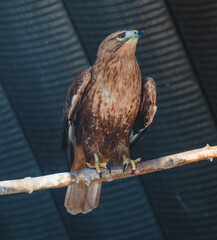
[
  {"x1": 130, "y1": 77, "x2": 157, "y2": 147},
  {"x1": 62, "y1": 67, "x2": 92, "y2": 168}
]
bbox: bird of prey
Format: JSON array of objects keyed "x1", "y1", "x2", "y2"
[{"x1": 62, "y1": 30, "x2": 157, "y2": 215}]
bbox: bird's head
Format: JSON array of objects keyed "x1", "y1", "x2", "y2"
[{"x1": 97, "y1": 30, "x2": 144, "y2": 59}]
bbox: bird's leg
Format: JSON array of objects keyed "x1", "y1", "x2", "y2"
[
  {"x1": 106, "y1": 160, "x2": 113, "y2": 174},
  {"x1": 122, "y1": 154, "x2": 141, "y2": 174},
  {"x1": 86, "y1": 153, "x2": 108, "y2": 178}
]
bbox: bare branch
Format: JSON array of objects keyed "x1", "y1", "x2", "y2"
[{"x1": 0, "y1": 144, "x2": 216, "y2": 196}]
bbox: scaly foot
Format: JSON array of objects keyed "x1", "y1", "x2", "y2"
[
  {"x1": 122, "y1": 155, "x2": 141, "y2": 174},
  {"x1": 86, "y1": 153, "x2": 108, "y2": 178}
]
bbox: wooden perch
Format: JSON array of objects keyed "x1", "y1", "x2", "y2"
[{"x1": 0, "y1": 144, "x2": 216, "y2": 196}]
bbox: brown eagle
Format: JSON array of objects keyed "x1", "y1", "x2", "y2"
[{"x1": 62, "y1": 30, "x2": 157, "y2": 215}]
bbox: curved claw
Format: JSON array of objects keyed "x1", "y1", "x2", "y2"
[
  {"x1": 123, "y1": 158, "x2": 129, "y2": 173},
  {"x1": 106, "y1": 163, "x2": 111, "y2": 173},
  {"x1": 130, "y1": 160, "x2": 136, "y2": 174},
  {"x1": 86, "y1": 162, "x2": 94, "y2": 169},
  {"x1": 122, "y1": 157, "x2": 141, "y2": 175},
  {"x1": 131, "y1": 158, "x2": 141, "y2": 174},
  {"x1": 123, "y1": 163, "x2": 127, "y2": 173},
  {"x1": 86, "y1": 154, "x2": 108, "y2": 178}
]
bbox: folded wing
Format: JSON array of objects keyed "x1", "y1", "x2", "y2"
[
  {"x1": 62, "y1": 67, "x2": 92, "y2": 168},
  {"x1": 130, "y1": 77, "x2": 157, "y2": 147}
]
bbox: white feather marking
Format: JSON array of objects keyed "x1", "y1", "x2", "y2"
[
  {"x1": 154, "y1": 105, "x2": 157, "y2": 113},
  {"x1": 71, "y1": 94, "x2": 77, "y2": 106},
  {"x1": 102, "y1": 88, "x2": 115, "y2": 102},
  {"x1": 103, "y1": 88, "x2": 110, "y2": 96},
  {"x1": 68, "y1": 94, "x2": 78, "y2": 144},
  {"x1": 130, "y1": 128, "x2": 145, "y2": 144},
  {"x1": 69, "y1": 124, "x2": 75, "y2": 144}
]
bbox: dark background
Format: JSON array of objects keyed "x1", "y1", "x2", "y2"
[{"x1": 0, "y1": 0, "x2": 217, "y2": 239}]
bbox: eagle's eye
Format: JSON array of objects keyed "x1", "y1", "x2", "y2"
[{"x1": 118, "y1": 33, "x2": 126, "y2": 39}]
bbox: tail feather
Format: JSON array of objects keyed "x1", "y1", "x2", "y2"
[
  {"x1": 65, "y1": 143, "x2": 101, "y2": 215},
  {"x1": 64, "y1": 182, "x2": 102, "y2": 215}
]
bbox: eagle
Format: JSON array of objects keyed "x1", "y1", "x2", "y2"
[{"x1": 62, "y1": 30, "x2": 157, "y2": 215}]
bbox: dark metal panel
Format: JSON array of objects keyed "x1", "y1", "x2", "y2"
[
  {"x1": 166, "y1": 0, "x2": 217, "y2": 123},
  {"x1": 1, "y1": 0, "x2": 217, "y2": 239},
  {"x1": 0, "y1": 82, "x2": 70, "y2": 240},
  {"x1": 0, "y1": 0, "x2": 89, "y2": 174}
]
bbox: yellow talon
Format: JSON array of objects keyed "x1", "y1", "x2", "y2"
[
  {"x1": 130, "y1": 160, "x2": 136, "y2": 172},
  {"x1": 86, "y1": 153, "x2": 108, "y2": 177},
  {"x1": 86, "y1": 162, "x2": 95, "y2": 169},
  {"x1": 123, "y1": 158, "x2": 129, "y2": 168},
  {"x1": 99, "y1": 162, "x2": 108, "y2": 168},
  {"x1": 123, "y1": 156, "x2": 141, "y2": 174},
  {"x1": 134, "y1": 158, "x2": 141, "y2": 163}
]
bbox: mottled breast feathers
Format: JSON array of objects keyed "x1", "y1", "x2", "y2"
[{"x1": 62, "y1": 69, "x2": 157, "y2": 168}]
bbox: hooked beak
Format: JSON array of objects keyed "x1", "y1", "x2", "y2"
[
  {"x1": 124, "y1": 29, "x2": 144, "y2": 41},
  {"x1": 134, "y1": 30, "x2": 144, "y2": 38}
]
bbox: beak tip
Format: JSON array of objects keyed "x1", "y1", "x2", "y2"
[{"x1": 138, "y1": 30, "x2": 144, "y2": 37}]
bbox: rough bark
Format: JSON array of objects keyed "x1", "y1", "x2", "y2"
[{"x1": 0, "y1": 145, "x2": 216, "y2": 195}]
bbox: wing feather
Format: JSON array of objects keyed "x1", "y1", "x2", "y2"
[
  {"x1": 62, "y1": 67, "x2": 92, "y2": 168},
  {"x1": 130, "y1": 77, "x2": 157, "y2": 147}
]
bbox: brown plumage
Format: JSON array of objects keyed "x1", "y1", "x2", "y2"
[{"x1": 62, "y1": 30, "x2": 157, "y2": 214}]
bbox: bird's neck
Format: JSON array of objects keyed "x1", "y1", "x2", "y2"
[
  {"x1": 93, "y1": 53, "x2": 140, "y2": 86},
  {"x1": 91, "y1": 52, "x2": 142, "y2": 112}
]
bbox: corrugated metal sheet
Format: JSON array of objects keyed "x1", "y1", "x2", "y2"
[{"x1": 0, "y1": 0, "x2": 217, "y2": 239}]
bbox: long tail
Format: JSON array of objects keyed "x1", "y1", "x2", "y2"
[
  {"x1": 64, "y1": 182, "x2": 102, "y2": 215},
  {"x1": 64, "y1": 143, "x2": 101, "y2": 215}
]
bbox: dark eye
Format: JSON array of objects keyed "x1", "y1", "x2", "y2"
[{"x1": 118, "y1": 33, "x2": 126, "y2": 38}]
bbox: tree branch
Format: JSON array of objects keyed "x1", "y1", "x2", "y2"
[{"x1": 0, "y1": 144, "x2": 216, "y2": 196}]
